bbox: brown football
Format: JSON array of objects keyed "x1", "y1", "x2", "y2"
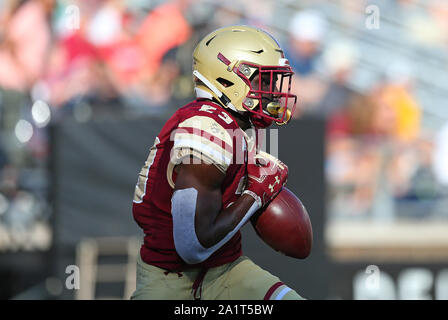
[{"x1": 251, "y1": 187, "x2": 313, "y2": 259}]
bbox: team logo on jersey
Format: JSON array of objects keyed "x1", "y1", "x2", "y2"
[
  {"x1": 210, "y1": 122, "x2": 220, "y2": 134},
  {"x1": 268, "y1": 176, "x2": 280, "y2": 193}
]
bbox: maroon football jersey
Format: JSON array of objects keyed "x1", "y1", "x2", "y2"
[{"x1": 132, "y1": 99, "x2": 257, "y2": 271}]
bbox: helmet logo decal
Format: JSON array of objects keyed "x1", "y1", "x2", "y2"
[{"x1": 278, "y1": 58, "x2": 289, "y2": 66}]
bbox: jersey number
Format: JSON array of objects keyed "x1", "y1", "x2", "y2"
[
  {"x1": 133, "y1": 137, "x2": 160, "y2": 203},
  {"x1": 199, "y1": 105, "x2": 233, "y2": 125}
]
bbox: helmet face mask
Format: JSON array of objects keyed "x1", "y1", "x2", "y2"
[
  {"x1": 237, "y1": 62, "x2": 297, "y2": 125},
  {"x1": 192, "y1": 25, "x2": 297, "y2": 127}
]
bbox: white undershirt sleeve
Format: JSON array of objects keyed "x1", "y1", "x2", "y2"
[{"x1": 171, "y1": 187, "x2": 260, "y2": 264}]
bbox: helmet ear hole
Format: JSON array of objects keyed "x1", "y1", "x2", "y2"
[{"x1": 217, "y1": 78, "x2": 234, "y2": 88}]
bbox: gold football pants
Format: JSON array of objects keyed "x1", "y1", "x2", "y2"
[{"x1": 131, "y1": 255, "x2": 304, "y2": 300}]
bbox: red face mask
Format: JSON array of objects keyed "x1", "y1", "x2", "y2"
[{"x1": 237, "y1": 62, "x2": 297, "y2": 128}]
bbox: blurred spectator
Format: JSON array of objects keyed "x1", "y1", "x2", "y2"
[
  {"x1": 376, "y1": 59, "x2": 421, "y2": 142},
  {"x1": 328, "y1": 59, "x2": 421, "y2": 140},
  {"x1": 0, "y1": 0, "x2": 54, "y2": 91},
  {"x1": 286, "y1": 9, "x2": 327, "y2": 76},
  {"x1": 43, "y1": 2, "x2": 104, "y2": 107},
  {"x1": 42, "y1": 0, "x2": 195, "y2": 112},
  {"x1": 286, "y1": 10, "x2": 328, "y2": 114},
  {"x1": 135, "y1": 0, "x2": 192, "y2": 77},
  {"x1": 309, "y1": 39, "x2": 359, "y2": 119},
  {"x1": 108, "y1": 0, "x2": 193, "y2": 110},
  {"x1": 121, "y1": 50, "x2": 182, "y2": 110},
  {"x1": 118, "y1": 0, "x2": 193, "y2": 110},
  {"x1": 377, "y1": 85, "x2": 421, "y2": 142},
  {"x1": 327, "y1": 93, "x2": 382, "y2": 139},
  {"x1": 86, "y1": 0, "x2": 124, "y2": 48},
  {"x1": 405, "y1": 0, "x2": 446, "y2": 47},
  {"x1": 427, "y1": 0, "x2": 448, "y2": 45}
]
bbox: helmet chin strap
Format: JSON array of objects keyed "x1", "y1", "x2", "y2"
[{"x1": 193, "y1": 70, "x2": 238, "y2": 112}]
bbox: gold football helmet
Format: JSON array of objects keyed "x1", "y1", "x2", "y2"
[{"x1": 192, "y1": 25, "x2": 297, "y2": 127}]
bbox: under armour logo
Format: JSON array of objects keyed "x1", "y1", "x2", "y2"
[{"x1": 268, "y1": 176, "x2": 280, "y2": 193}]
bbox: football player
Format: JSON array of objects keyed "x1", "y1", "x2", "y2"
[{"x1": 131, "y1": 25, "x2": 304, "y2": 300}]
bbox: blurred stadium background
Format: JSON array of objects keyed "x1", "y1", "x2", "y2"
[{"x1": 1, "y1": 0, "x2": 448, "y2": 300}]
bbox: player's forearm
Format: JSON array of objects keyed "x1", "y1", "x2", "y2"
[
  {"x1": 197, "y1": 193, "x2": 257, "y2": 248},
  {"x1": 172, "y1": 188, "x2": 259, "y2": 264}
]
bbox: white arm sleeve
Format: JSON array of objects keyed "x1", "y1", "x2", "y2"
[{"x1": 171, "y1": 188, "x2": 260, "y2": 265}]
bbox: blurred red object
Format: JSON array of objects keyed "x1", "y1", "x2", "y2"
[{"x1": 136, "y1": 2, "x2": 192, "y2": 75}]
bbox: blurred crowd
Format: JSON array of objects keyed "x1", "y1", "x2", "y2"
[
  {"x1": 0, "y1": 0, "x2": 448, "y2": 251},
  {"x1": 288, "y1": 1, "x2": 448, "y2": 221}
]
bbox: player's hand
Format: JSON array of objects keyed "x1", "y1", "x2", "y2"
[{"x1": 243, "y1": 151, "x2": 288, "y2": 209}]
